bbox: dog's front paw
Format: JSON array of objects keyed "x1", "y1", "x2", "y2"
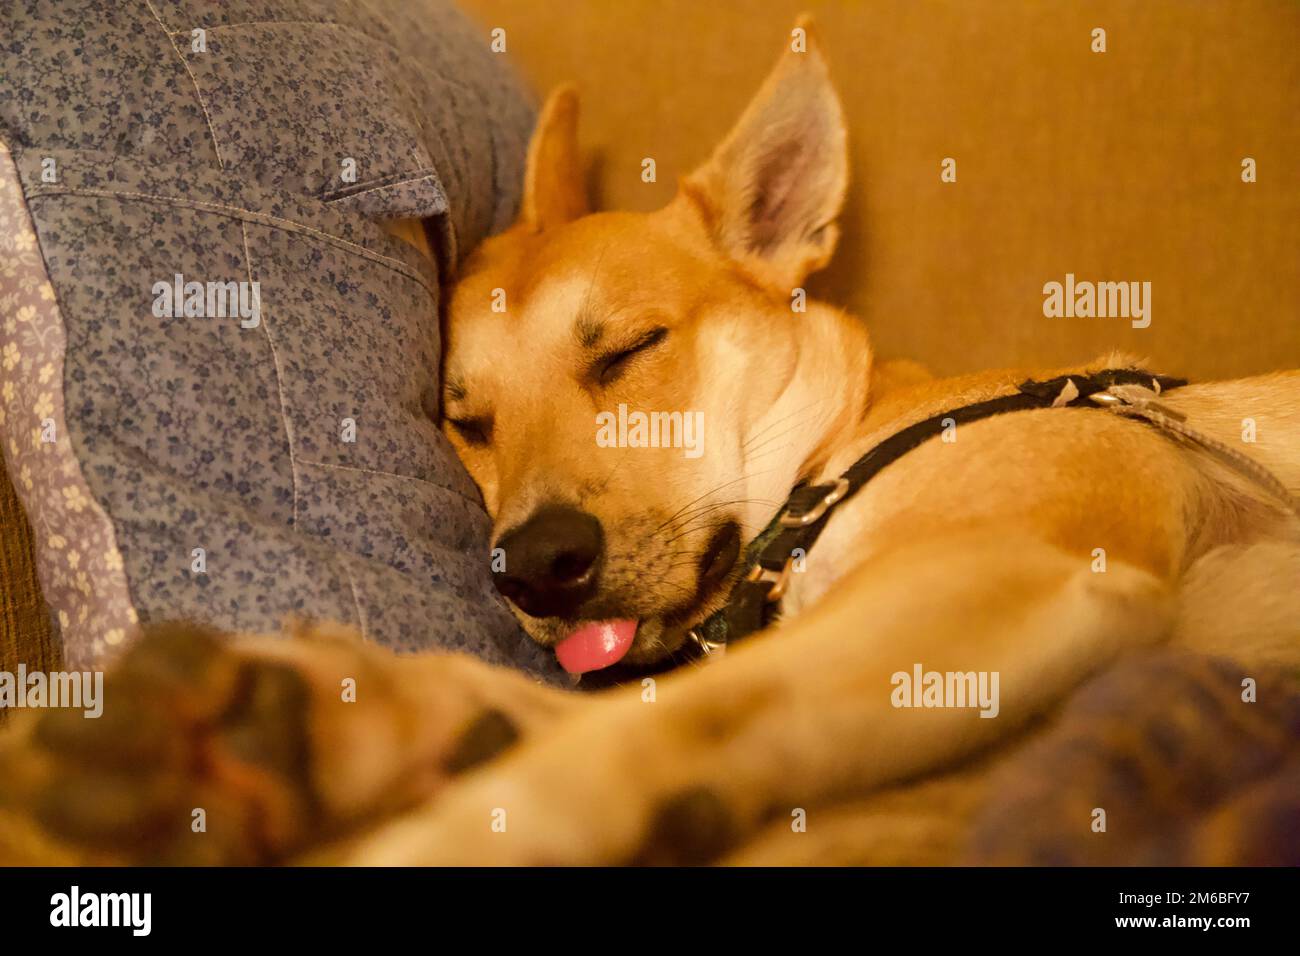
[
  {"x1": 0, "y1": 623, "x2": 322, "y2": 864},
  {"x1": 0, "y1": 622, "x2": 548, "y2": 865}
]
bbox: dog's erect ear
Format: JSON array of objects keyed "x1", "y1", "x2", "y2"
[
  {"x1": 520, "y1": 86, "x2": 588, "y2": 231},
  {"x1": 682, "y1": 18, "x2": 847, "y2": 290}
]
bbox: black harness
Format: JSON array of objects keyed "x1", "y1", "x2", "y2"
[{"x1": 578, "y1": 367, "x2": 1187, "y2": 689}]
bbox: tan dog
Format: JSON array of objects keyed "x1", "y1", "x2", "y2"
[
  {"x1": 436, "y1": 22, "x2": 1300, "y2": 681},
  {"x1": 3, "y1": 21, "x2": 1299, "y2": 866}
]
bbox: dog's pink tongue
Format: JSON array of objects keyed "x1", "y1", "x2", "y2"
[{"x1": 555, "y1": 620, "x2": 638, "y2": 674}]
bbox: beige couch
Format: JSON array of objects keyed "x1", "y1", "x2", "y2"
[{"x1": 461, "y1": 0, "x2": 1300, "y2": 380}]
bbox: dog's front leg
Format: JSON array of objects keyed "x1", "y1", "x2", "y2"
[{"x1": 342, "y1": 530, "x2": 1174, "y2": 865}]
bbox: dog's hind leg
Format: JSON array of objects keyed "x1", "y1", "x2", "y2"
[
  {"x1": 339, "y1": 529, "x2": 1175, "y2": 864},
  {"x1": 718, "y1": 762, "x2": 997, "y2": 866},
  {"x1": 1174, "y1": 535, "x2": 1300, "y2": 669}
]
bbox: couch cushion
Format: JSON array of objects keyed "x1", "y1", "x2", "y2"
[{"x1": 0, "y1": 0, "x2": 560, "y2": 681}]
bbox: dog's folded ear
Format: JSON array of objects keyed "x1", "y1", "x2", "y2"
[
  {"x1": 521, "y1": 85, "x2": 589, "y2": 231},
  {"x1": 682, "y1": 17, "x2": 848, "y2": 291}
]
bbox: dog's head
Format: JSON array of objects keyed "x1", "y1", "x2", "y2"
[{"x1": 443, "y1": 21, "x2": 862, "y2": 674}]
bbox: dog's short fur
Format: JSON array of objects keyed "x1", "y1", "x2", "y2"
[{"x1": 3, "y1": 20, "x2": 1298, "y2": 866}]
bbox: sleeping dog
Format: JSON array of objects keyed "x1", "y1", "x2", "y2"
[{"x1": 3, "y1": 19, "x2": 1298, "y2": 866}]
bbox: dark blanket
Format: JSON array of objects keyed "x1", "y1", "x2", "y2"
[{"x1": 966, "y1": 651, "x2": 1300, "y2": 865}]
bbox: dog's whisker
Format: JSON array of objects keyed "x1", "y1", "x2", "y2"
[
  {"x1": 742, "y1": 410, "x2": 834, "y2": 459},
  {"x1": 662, "y1": 496, "x2": 781, "y2": 534},
  {"x1": 741, "y1": 397, "x2": 828, "y2": 451},
  {"x1": 660, "y1": 499, "x2": 782, "y2": 546},
  {"x1": 653, "y1": 475, "x2": 754, "y2": 532},
  {"x1": 744, "y1": 442, "x2": 801, "y2": 466},
  {"x1": 743, "y1": 398, "x2": 832, "y2": 455},
  {"x1": 653, "y1": 466, "x2": 789, "y2": 535}
]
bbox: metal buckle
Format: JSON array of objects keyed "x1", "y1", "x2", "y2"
[
  {"x1": 1088, "y1": 390, "x2": 1124, "y2": 408},
  {"x1": 746, "y1": 558, "x2": 793, "y2": 602},
  {"x1": 1090, "y1": 386, "x2": 1187, "y2": 422},
  {"x1": 779, "y1": 476, "x2": 850, "y2": 528},
  {"x1": 687, "y1": 628, "x2": 726, "y2": 658}
]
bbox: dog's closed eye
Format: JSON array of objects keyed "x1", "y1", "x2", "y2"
[
  {"x1": 447, "y1": 415, "x2": 493, "y2": 447},
  {"x1": 594, "y1": 326, "x2": 669, "y2": 386}
]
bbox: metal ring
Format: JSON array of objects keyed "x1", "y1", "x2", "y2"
[
  {"x1": 688, "y1": 629, "x2": 727, "y2": 658},
  {"x1": 779, "y1": 476, "x2": 851, "y2": 528}
]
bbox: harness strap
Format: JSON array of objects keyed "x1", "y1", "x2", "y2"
[
  {"x1": 715, "y1": 368, "x2": 1190, "y2": 644},
  {"x1": 1099, "y1": 384, "x2": 1300, "y2": 515},
  {"x1": 582, "y1": 366, "x2": 1283, "y2": 689}
]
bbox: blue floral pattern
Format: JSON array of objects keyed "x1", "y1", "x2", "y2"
[{"x1": 0, "y1": 0, "x2": 561, "y2": 681}]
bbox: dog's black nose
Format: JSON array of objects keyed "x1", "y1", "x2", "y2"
[{"x1": 493, "y1": 506, "x2": 604, "y2": 618}]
